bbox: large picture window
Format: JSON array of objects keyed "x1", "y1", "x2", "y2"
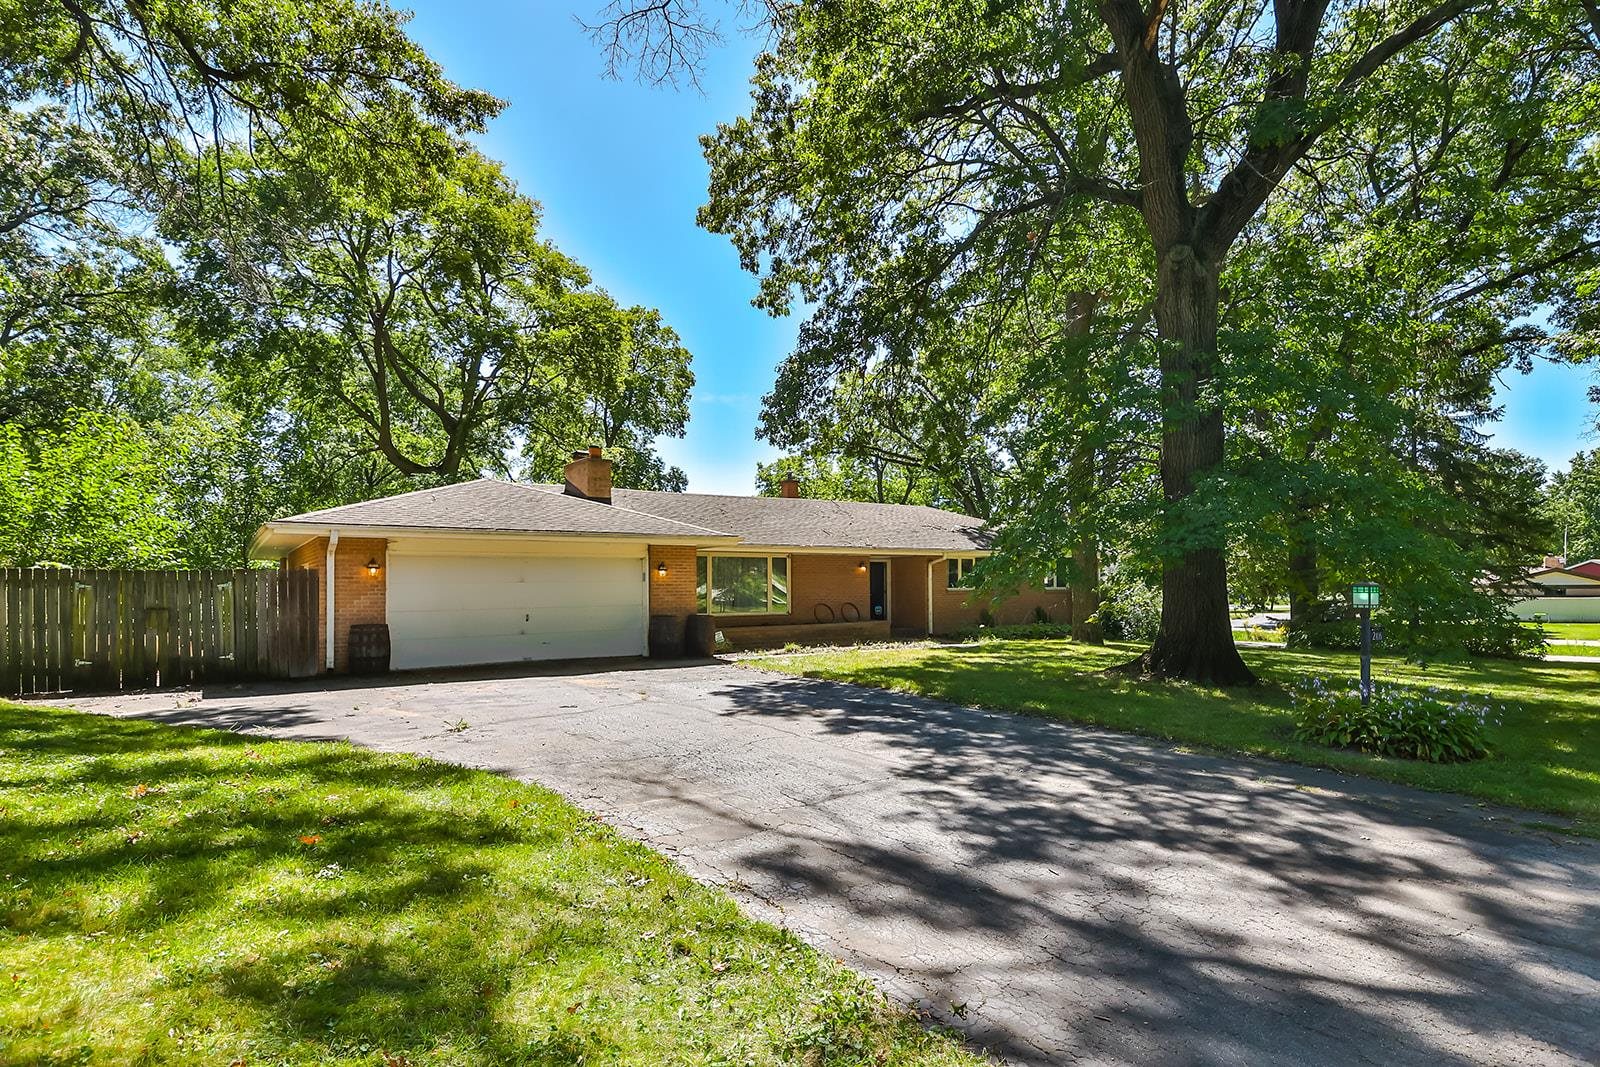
[{"x1": 697, "y1": 555, "x2": 790, "y2": 614}]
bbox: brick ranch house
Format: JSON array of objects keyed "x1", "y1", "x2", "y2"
[{"x1": 249, "y1": 448, "x2": 1069, "y2": 673}]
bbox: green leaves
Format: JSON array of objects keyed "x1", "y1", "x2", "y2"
[{"x1": 1291, "y1": 678, "x2": 1499, "y2": 763}]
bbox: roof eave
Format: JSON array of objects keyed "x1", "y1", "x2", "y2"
[
  {"x1": 713, "y1": 543, "x2": 992, "y2": 556},
  {"x1": 248, "y1": 521, "x2": 741, "y2": 560}
]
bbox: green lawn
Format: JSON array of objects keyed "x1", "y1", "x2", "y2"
[
  {"x1": 1232, "y1": 625, "x2": 1287, "y2": 643},
  {"x1": 0, "y1": 704, "x2": 987, "y2": 1066},
  {"x1": 1529, "y1": 622, "x2": 1600, "y2": 644},
  {"x1": 749, "y1": 640, "x2": 1600, "y2": 837}
]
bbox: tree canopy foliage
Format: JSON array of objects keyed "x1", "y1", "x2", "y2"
[
  {"x1": 1543, "y1": 451, "x2": 1600, "y2": 565},
  {"x1": 595, "y1": 0, "x2": 1600, "y2": 672},
  {"x1": 1, "y1": 0, "x2": 695, "y2": 567}
]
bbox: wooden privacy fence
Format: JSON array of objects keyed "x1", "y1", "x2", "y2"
[{"x1": 0, "y1": 568, "x2": 319, "y2": 697}]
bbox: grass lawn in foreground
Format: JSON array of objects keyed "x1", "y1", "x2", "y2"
[
  {"x1": 749, "y1": 640, "x2": 1600, "y2": 837},
  {"x1": 0, "y1": 703, "x2": 987, "y2": 1066}
]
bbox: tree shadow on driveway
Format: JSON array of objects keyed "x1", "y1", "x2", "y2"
[{"x1": 702, "y1": 671, "x2": 1600, "y2": 1066}]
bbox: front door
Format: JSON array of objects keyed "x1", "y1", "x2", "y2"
[{"x1": 868, "y1": 561, "x2": 888, "y2": 621}]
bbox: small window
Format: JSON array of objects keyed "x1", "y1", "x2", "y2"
[
  {"x1": 947, "y1": 557, "x2": 978, "y2": 589},
  {"x1": 1043, "y1": 562, "x2": 1069, "y2": 589},
  {"x1": 700, "y1": 555, "x2": 791, "y2": 615},
  {"x1": 216, "y1": 581, "x2": 236, "y2": 659}
]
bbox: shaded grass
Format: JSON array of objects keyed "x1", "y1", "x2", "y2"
[
  {"x1": 749, "y1": 641, "x2": 1600, "y2": 837},
  {"x1": 0, "y1": 703, "x2": 989, "y2": 1066}
]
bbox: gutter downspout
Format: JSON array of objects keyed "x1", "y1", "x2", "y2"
[{"x1": 325, "y1": 530, "x2": 339, "y2": 671}]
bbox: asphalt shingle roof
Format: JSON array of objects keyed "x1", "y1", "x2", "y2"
[
  {"x1": 272, "y1": 479, "x2": 730, "y2": 540},
  {"x1": 606, "y1": 488, "x2": 993, "y2": 552},
  {"x1": 272, "y1": 479, "x2": 994, "y2": 552}
]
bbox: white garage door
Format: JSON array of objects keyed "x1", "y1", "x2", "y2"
[{"x1": 386, "y1": 549, "x2": 647, "y2": 670}]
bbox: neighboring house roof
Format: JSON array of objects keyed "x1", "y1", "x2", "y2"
[
  {"x1": 252, "y1": 478, "x2": 995, "y2": 557},
  {"x1": 253, "y1": 479, "x2": 733, "y2": 554},
  {"x1": 1525, "y1": 566, "x2": 1600, "y2": 586},
  {"x1": 1567, "y1": 559, "x2": 1600, "y2": 580},
  {"x1": 603, "y1": 487, "x2": 994, "y2": 552}
]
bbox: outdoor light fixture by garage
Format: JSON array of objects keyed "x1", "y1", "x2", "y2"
[
  {"x1": 857, "y1": 561, "x2": 867, "y2": 572},
  {"x1": 1351, "y1": 582, "x2": 1381, "y2": 705},
  {"x1": 656, "y1": 561, "x2": 668, "y2": 578},
  {"x1": 366, "y1": 558, "x2": 380, "y2": 578}
]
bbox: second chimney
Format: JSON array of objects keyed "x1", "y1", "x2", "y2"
[
  {"x1": 779, "y1": 476, "x2": 801, "y2": 498},
  {"x1": 564, "y1": 445, "x2": 613, "y2": 503}
]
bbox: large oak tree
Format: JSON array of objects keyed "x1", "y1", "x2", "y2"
[{"x1": 593, "y1": 0, "x2": 1600, "y2": 682}]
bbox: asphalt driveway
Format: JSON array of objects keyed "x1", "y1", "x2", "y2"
[{"x1": 53, "y1": 660, "x2": 1599, "y2": 1065}]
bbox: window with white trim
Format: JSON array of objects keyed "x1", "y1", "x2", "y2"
[
  {"x1": 947, "y1": 557, "x2": 978, "y2": 589},
  {"x1": 697, "y1": 555, "x2": 790, "y2": 614},
  {"x1": 1043, "y1": 562, "x2": 1069, "y2": 588}
]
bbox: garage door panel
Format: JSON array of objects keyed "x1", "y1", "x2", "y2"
[{"x1": 386, "y1": 552, "x2": 645, "y2": 669}]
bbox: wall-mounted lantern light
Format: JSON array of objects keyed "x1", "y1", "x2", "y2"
[
  {"x1": 656, "y1": 561, "x2": 668, "y2": 578},
  {"x1": 857, "y1": 561, "x2": 868, "y2": 572},
  {"x1": 366, "y1": 558, "x2": 380, "y2": 577}
]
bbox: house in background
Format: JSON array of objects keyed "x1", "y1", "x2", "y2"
[
  {"x1": 248, "y1": 448, "x2": 1069, "y2": 673},
  {"x1": 1564, "y1": 558, "x2": 1600, "y2": 581},
  {"x1": 1511, "y1": 556, "x2": 1600, "y2": 623}
]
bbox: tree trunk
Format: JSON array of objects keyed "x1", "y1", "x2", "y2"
[
  {"x1": 1285, "y1": 505, "x2": 1319, "y2": 647},
  {"x1": 1128, "y1": 245, "x2": 1256, "y2": 685},
  {"x1": 1070, "y1": 538, "x2": 1103, "y2": 644}
]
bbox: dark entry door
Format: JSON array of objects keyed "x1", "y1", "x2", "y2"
[{"x1": 868, "y1": 561, "x2": 888, "y2": 620}]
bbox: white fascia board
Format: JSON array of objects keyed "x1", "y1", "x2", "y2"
[
  {"x1": 249, "y1": 522, "x2": 739, "y2": 559},
  {"x1": 706, "y1": 544, "x2": 991, "y2": 557}
]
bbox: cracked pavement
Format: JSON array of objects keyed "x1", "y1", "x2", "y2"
[{"x1": 50, "y1": 659, "x2": 1600, "y2": 1065}]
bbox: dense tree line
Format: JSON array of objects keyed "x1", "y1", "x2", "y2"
[
  {"x1": 599, "y1": 0, "x2": 1599, "y2": 671},
  {"x1": 0, "y1": 0, "x2": 694, "y2": 567}
]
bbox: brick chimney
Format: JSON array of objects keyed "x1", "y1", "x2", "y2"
[
  {"x1": 779, "y1": 476, "x2": 801, "y2": 498},
  {"x1": 1543, "y1": 555, "x2": 1567, "y2": 570},
  {"x1": 564, "y1": 445, "x2": 612, "y2": 503}
]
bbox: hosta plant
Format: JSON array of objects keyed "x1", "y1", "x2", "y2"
[{"x1": 1290, "y1": 678, "x2": 1502, "y2": 762}]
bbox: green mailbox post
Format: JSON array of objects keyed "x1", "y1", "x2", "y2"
[{"x1": 1351, "y1": 583, "x2": 1381, "y2": 704}]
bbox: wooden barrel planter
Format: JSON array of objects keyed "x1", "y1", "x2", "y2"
[
  {"x1": 648, "y1": 614, "x2": 686, "y2": 658},
  {"x1": 685, "y1": 613, "x2": 717, "y2": 657},
  {"x1": 348, "y1": 623, "x2": 391, "y2": 674}
]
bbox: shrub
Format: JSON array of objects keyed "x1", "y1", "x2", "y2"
[
  {"x1": 1290, "y1": 677, "x2": 1502, "y2": 762},
  {"x1": 1100, "y1": 579, "x2": 1160, "y2": 642},
  {"x1": 955, "y1": 621, "x2": 1074, "y2": 641}
]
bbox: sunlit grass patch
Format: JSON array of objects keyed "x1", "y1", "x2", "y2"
[
  {"x1": 0, "y1": 703, "x2": 990, "y2": 1066},
  {"x1": 750, "y1": 639, "x2": 1600, "y2": 837}
]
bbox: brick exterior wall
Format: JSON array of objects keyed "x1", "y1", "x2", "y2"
[
  {"x1": 720, "y1": 620, "x2": 891, "y2": 650},
  {"x1": 648, "y1": 544, "x2": 699, "y2": 617},
  {"x1": 931, "y1": 559, "x2": 1072, "y2": 633},
  {"x1": 281, "y1": 536, "x2": 388, "y2": 672},
  {"x1": 890, "y1": 556, "x2": 931, "y2": 634},
  {"x1": 884, "y1": 554, "x2": 1072, "y2": 635},
  {"x1": 664, "y1": 551, "x2": 1067, "y2": 640}
]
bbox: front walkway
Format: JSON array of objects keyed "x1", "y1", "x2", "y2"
[{"x1": 55, "y1": 661, "x2": 1600, "y2": 1065}]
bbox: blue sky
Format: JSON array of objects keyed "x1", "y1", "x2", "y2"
[{"x1": 402, "y1": 2, "x2": 1594, "y2": 494}]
